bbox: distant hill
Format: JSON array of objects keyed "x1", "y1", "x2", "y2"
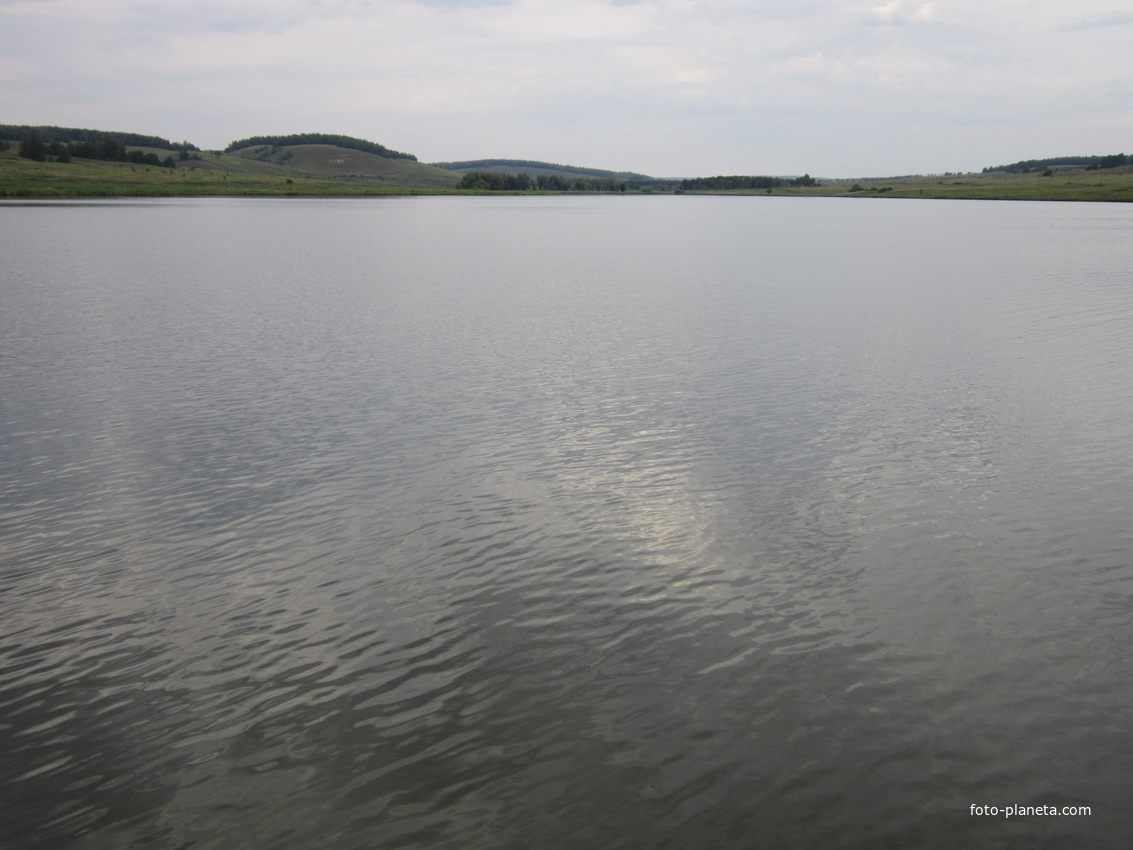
[
  {"x1": 210, "y1": 144, "x2": 459, "y2": 187},
  {"x1": 1, "y1": 123, "x2": 460, "y2": 189},
  {"x1": 433, "y1": 158, "x2": 652, "y2": 182}
]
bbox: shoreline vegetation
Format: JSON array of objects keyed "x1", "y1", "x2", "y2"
[{"x1": 1, "y1": 125, "x2": 1131, "y2": 202}]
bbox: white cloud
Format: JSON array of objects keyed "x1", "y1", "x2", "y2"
[
  {"x1": 867, "y1": 0, "x2": 937, "y2": 25},
  {"x1": 872, "y1": 1, "x2": 902, "y2": 22}
]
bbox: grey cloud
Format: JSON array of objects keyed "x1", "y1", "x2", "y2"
[
  {"x1": 1059, "y1": 11, "x2": 1133, "y2": 32},
  {"x1": 124, "y1": 7, "x2": 286, "y2": 35},
  {"x1": 410, "y1": 0, "x2": 513, "y2": 7}
]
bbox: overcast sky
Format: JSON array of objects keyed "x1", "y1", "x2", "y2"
[{"x1": 2, "y1": 0, "x2": 1131, "y2": 177}]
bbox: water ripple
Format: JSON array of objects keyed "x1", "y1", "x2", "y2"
[{"x1": 2, "y1": 197, "x2": 1132, "y2": 849}]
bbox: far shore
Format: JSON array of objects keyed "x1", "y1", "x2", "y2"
[{"x1": 3, "y1": 150, "x2": 1132, "y2": 202}]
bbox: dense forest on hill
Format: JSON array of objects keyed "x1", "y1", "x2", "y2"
[
  {"x1": 982, "y1": 154, "x2": 1127, "y2": 173},
  {"x1": 0, "y1": 125, "x2": 197, "y2": 151},
  {"x1": 224, "y1": 134, "x2": 416, "y2": 160}
]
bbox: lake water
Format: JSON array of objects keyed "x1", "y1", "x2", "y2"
[{"x1": 2, "y1": 195, "x2": 1131, "y2": 849}]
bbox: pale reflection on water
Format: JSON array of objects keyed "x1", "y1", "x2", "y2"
[{"x1": 1, "y1": 197, "x2": 1131, "y2": 849}]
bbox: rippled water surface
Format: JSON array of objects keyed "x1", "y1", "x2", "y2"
[{"x1": 2, "y1": 196, "x2": 1132, "y2": 848}]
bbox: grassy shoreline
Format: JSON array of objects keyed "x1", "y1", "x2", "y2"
[{"x1": 3, "y1": 149, "x2": 1132, "y2": 202}]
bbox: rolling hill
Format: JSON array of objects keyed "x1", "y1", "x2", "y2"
[
  {"x1": 220, "y1": 144, "x2": 459, "y2": 187},
  {"x1": 0, "y1": 127, "x2": 461, "y2": 193},
  {"x1": 432, "y1": 158, "x2": 652, "y2": 183}
]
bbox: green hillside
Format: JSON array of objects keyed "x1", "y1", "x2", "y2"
[
  {"x1": 0, "y1": 133, "x2": 460, "y2": 196},
  {"x1": 220, "y1": 145, "x2": 459, "y2": 186},
  {"x1": 0, "y1": 147, "x2": 459, "y2": 197},
  {"x1": 226, "y1": 133, "x2": 415, "y2": 160}
]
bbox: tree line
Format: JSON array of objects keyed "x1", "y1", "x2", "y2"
[
  {"x1": 679, "y1": 174, "x2": 817, "y2": 190},
  {"x1": 0, "y1": 124, "x2": 197, "y2": 151},
  {"x1": 456, "y1": 171, "x2": 633, "y2": 191},
  {"x1": 438, "y1": 159, "x2": 649, "y2": 181},
  {"x1": 224, "y1": 133, "x2": 416, "y2": 161},
  {"x1": 16, "y1": 135, "x2": 184, "y2": 167}
]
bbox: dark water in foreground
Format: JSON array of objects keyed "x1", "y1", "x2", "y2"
[{"x1": 2, "y1": 196, "x2": 1131, "y2": 849}]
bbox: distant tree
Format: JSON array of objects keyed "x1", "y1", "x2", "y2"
[
  {"x1": 457, "y1": 171, "x2": 498, "y2": 190},
  {"x1": 100, "y1": 137, "x2": 126, "y2": 161},
  {"x1": 536, "y1": 174, "x2": 568, "y2": 191},
  {"x1": 69, "y1": 141, "x2": 97, "y2": 159},
  {"x1": 118, "y1": 147, "x2": 160, "y2": 166},
  {"x1": 1100, "y1": 153, "x2": 1127, "y2": 169},
  {"x1": 18, "y1": 137, "x2": 47, "y2": 162},
  {"x1": 457, "y1": 171, "x2": 535, "y2": 190}
]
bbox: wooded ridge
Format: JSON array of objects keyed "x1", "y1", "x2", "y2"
[{"x1": 224, "y1": 133, "x2": 416, "y2": 161}]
